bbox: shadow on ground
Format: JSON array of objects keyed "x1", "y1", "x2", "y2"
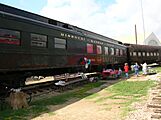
[{"x1": 0, "y1": 77, "x2": 126, "y2": 120}]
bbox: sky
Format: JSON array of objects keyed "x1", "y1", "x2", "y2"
[{"x1": 0, "y1": 0, "x2": 161, "y2": 44}]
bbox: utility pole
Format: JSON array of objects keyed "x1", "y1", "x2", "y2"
[
  {"x1": 140, "y1": 0, "x2": 146, "y2": 40},
  {"x1": 135, "y1": 24, "x2": 138, "y2": 44}
]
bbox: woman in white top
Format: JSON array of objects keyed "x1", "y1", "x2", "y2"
[{"x1": 141, "y1": 62, "x2": 147, "y2": 75}]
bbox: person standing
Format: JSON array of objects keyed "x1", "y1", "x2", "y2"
[
  {"x1": 124, "y1": 63, "x2": 129, "y2": 78},
  {"x1": 133, "y1": 62, "x2": 139, "y2": 77},
  {"x1": 141, "y1": 62, "x2": 147, "y2": 75},
  {"x1": 117, "y1": 68, "x2": 122, "y2": 78}
]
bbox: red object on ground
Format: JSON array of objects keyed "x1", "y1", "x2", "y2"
[{"x1": 101, "y1": 69, "x2": 118, "y2": 78}]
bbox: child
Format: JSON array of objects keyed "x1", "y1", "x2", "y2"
[
  {"x1": 117, "y1": 68, "x2": 122, "y2": 78},
  {"x1": 124, "y1": 63, "x2": 129, "y2": 78},
  {"x1": 133, "y1": 62, "x2": 139, "y2": 77}
]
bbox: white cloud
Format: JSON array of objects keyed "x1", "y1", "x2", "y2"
[{"x1": 40, "y1": 0, "x2": 161, "y2": 44}]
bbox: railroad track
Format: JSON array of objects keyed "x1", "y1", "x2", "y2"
[
  {"x1": 0, "y1": 72, "x2": 100, "y2": 110},
  {"x1": 147, "y1": 75, "x2": 161, "y2": 119}
]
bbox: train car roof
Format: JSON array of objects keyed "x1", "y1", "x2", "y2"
[
  {"x1": 75, "y1": 27, "x2": 123, "y2": 45},
  {"x1": 0, "y1": 3, "x2": 125, "y2": 47},
  {"x1": 124, "y1": 43, "x2": 161, "y2": 52}
]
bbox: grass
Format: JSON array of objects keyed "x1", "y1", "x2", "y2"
[
  {"x1": 0, "y1": 81, "x2": 104, "y2": 120},
  {"x1": 152, "y1": 66, "x2": 161, "y2": 72},
  {"x1": 107, "y1": 80, "x2": 155, "y2": 96},
  {"x1": 86, "y1": 75, "x2": 155, "y2": 100},
  {"x1": 85, "y1": 93, "x2": 100, "y2": 99},
  {"x1": 100, "y1": 80, "x2": 155, "y2": 118}
]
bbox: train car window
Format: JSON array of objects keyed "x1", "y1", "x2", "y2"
[
  {"x1": 147, "y1": 52, "x2": 149, "y2": 56},
  {"x1": 142, "y1": 52, "x2": 145, "y2": 56},
  {"x1": 150, "y1": 52, "x2": 153, "y2": 56},
  {"x1": 104, "y1": 47, "x2": 109, "y2": 55},
  {"x1": 0, "y1": 28, "x2": 20, "y2": 45},
  {"x1": 120, "y1": 49, "x2": 123, "y2": 56},
  {"x1": 133, "y1": 52, "x2": 137, "y2": 56},
  {"x1": 130, "y1": 52, "x2": 132, "y2": 56},
  {"x1": 87, "y1": 43, "x2": 93, "y2": 53},
  {"x1": 54, "y1": 38, "x2": 66, "y2": 49},
  {"x1": 116, "y1": 49, "x2": 119, "y2": 56},
  {"x1": 97, "y1": 45, "x2": 102, "y2": 54},
  {"x1": 124, "y1": 50, "x2": 126, "y2": 55},
  {"x1": 31, "y1": 33, "x2": 47, "y2": 47},
  {"x1": 110, "y1": 48, "x2": 114, "y2": 55},
  {"x1": 157, "y1": 52, "x2": 159, "y2": 56},
  {"x1": 138, "y1": 52, "x2": 141, "y2": 56},
  {"x1": 154, "y1": 52, "x2": 156, "y2": 56}
]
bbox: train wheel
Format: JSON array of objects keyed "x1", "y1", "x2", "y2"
[{"x1": 26, "y1": 93, "x2": 32, "y2": 104}]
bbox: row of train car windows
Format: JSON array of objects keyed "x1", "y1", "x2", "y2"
[
  {"x1": 0, "y1": 28, "x2": 125, "y2": 56},
  {"x1": 130, "y1": 52, "x2": 159, "y2": 57},
  {"x1": 87, "y1": 43, "x2": 124, "y2": 56},
  {"x1": 31, "y1": 34, "x2": 67, "y2": 49},
  {"x1": 0, "y1": 28, "x2": 67, "y2": 49}
]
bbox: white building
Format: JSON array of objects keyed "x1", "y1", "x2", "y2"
[{"x1": 143, "y1": 32, "x2": 161, "y2": 46}]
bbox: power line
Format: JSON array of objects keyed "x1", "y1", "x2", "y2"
[{"x1": 140, "y1": 0, "x2": 146, "y2": 40}]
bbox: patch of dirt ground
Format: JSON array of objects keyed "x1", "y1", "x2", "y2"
[{"x1": 31, "y1": 73, "x2": 161, "y2": 120}]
